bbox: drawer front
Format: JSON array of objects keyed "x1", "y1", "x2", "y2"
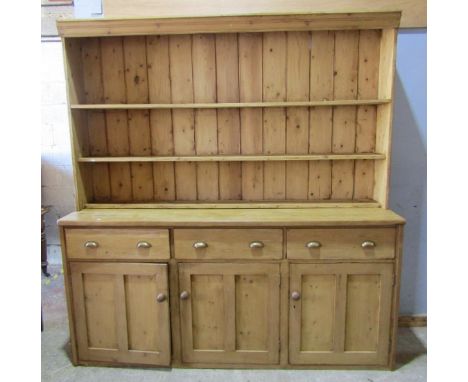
[
  {"x1": 66, "y1": 228, "x2": 170, "y2": 260},
  {"x1": 287, "y1": 228, "x2": 395, "y2": 260},
  {"x1": 174, "y1": 229, "x2": 283, "y2": 259}
]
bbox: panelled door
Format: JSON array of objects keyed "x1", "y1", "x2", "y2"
[
  {"x1": 70, "y1": 262, "x2": 171, "y2": 366},
  {"x1": 289, "y1": 263, "x2": 393, "y2": 366},
  {"x1": 178, "y1": 263, "x2": 280, "y2": 364}
]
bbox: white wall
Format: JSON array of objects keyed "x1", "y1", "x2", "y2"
[
  {"x1": 41, "y1": 29, "x2": 427, "y2": 314},
  {"x1": 41, "y1": 41, "x2": 74, "y2": 264}
]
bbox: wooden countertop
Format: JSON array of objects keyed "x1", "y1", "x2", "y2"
[{"x1": 58, "y1": 208, "x2": 405, "y2": 227}]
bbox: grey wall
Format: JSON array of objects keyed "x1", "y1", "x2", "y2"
[{"x1": 390, "y1": 29, "x2": 427, "y2": 315}]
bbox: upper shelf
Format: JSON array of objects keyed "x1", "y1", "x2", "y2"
[
  {"x1": 57, "y1": 12, "x2": 401, "y2": 38},
  {"x1": 70, "y1": 99, "x2": 391, "y2": 110},
  {"x1": 78, "y1": 154, "x2": 386, "y2": 163}
]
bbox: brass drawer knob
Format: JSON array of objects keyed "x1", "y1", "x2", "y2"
[
  {"x1": 291, "y1": 291, "x2": 301, "y2": 301},
  {"x1": 156, "y1": 293, "x2": 167, "y2": 303},
  {"x1": 306, "y1": 241, "x2": 321, "y2": 249},
  {"x1": 84, "y1": 241, "x2": 98, "y2": 249},
  {"x1": 193, "y1": 241, "x2": 208, "y2": 249},
  {"x1": 361, "y1": 240, "x2": 376, "y2": 248},
  {"x1": 180, "y1": 291, "x2": 190, "y2": 300},
  {"x1": 137, "y1": 241, "x2": 152, "y2": 249},
  {"x1": 249, "y1": 241, "x2": 264, "y2": 249}
]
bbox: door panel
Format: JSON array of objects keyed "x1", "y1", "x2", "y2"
[
  {"x1": 300, "y1": 274, "x2": 336, "y2": 352},
  {"x1": 289, "y1": 263, "x2": 393, "y2": 366},
  {"x1": 179, "y1": 263, "x2": 280, "y2": 364},
  {"x1": 345, "y1": 274, "x2": 381, "y2": 352},
  {"x1": 191, "y1": 274, "x2": 225, "y2": 350},
  {"x1": 70, "y1": 262, "x2": 171, "y2": 366}
]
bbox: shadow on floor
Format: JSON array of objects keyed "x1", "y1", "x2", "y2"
[{"x1": 395, "y1": 327, "x2": 427, "y2": 369}]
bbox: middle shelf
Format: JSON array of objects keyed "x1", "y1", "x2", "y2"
[
  {"x1": 78, "y1": 153, "x2": 386, "y2": 163},
  {"x1": 70, "y1": 99, "x2": 391, "y2": 110}
]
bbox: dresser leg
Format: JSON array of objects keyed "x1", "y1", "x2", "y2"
[{"x1": 42, "y1": 262, "x2": 50, "y2": 277}]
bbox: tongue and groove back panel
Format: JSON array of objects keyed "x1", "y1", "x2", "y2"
[{"x1": 64, "y1": 27, "x2": 396, "y2": 207}]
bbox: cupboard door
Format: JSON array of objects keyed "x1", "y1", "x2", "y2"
[
  {"x1": 70, "y1": 262, "x2": 171, "y2": 366},
  {"x1": 289, "y1": 263, "x2": 393, "y2": 366},
  {"x1": 178, "y1": 263, "x2": 280, "y2": 364}
]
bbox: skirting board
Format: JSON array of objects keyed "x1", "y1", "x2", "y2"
[{"x1": 398, "y1": 315, "x2": 427, "y2": 327}]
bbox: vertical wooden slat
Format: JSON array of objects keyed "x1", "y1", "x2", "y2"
[
  {"x1": 239, "y1": 33, "x2": 263, "y2": 200},
  {"x1": 309, "y1": 31, "x2": 334, "y2": 200},
  {"x1": 192, "y1": 34, "x2": 219, "y2": 200},
  {"x1": 354, "y1": 30, "x2": 380, "y2": 200},
  {"x1": 177, "y1": 265, "x2": 195, "y2": 361},
  {"x1": 169, "y1": 35, "x2": 197, "y2": 200},
  {"x1": 70, "y1": 269, "x2": 90, "y2": 360},
  {"x1": 288, "y1": 264, "x2": 302, "y2": 362},
  {"x1": 286, "y1": 32, "x2": 310, "y2": 200},
  {"x1": 123, "y1": 36, "x2": 154, "y2": 201},
  {"x1": 333, "y1": 273, "x2": 348, "y2": 352},
  {"x1": 224, "y1": 275, "x2": 236, "y2": 352},
  {"x1": 114, "y1": 274, "x2": 129, "y2": 353},
  {"x1": 146, "y1": 35, "x2": 176, "y2": 201},
  {"x1": 374, "y1": 29, "x2": 397, "y2": 207},
  {"x1": 331, "y1": 31, "x2": 359, "y2": 200},
  {"x1": 215, "y1": 34, "x2": 242, "y2": 200},
  {"x1": 101, "y1": 37, "x2": 132, "y2": 202},
  {"x1": 81, "y1": 38, "x2": 111, "y2": 201},
  {"x1": 262, "y1": 32, "x2": 286, "y2": 200},
  {"x1": 267, "y1": 272, "x2": 281, "y2": 363}
]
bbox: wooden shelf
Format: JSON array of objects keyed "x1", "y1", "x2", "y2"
[
  {"x1": 78, "y1": 154, "x2": 386, "y2": 163},
  {"x1": 70, "y1": 99, "x2": 391, "y2": 110},
  {"x1": 84, "y1": 200, "x2": 381, "y2": 209}
]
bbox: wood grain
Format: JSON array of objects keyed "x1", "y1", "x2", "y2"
[{"x1": 101, "y1": 1, "x2": 420, "y2": 28}]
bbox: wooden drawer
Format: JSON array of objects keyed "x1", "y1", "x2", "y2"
[
  {"x1": 174, "y1": 229, "x2": 283, "y2": 259},
  {"x1": 287, "y1": 228, "x2": 395, "y2": 260},
  {"x1": 66, "y1": 228, "x2": 170, "y2": 260}
]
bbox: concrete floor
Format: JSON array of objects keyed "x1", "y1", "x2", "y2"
[{"x1": 42, "y1": 264, "x2": 426, "y2": 382}]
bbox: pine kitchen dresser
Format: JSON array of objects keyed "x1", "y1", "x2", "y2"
[{"x1": 56, "y1": 11, "x2": 406, "y2": 370}]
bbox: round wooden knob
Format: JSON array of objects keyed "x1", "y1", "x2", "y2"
[
  {"x1": 156, "y1": 293, "x2": 166, "y2": 303},
  {"x1": 291, "y1": 291, "x2": 301, "y2": 301},
  {"x1": 180, "y1": 291, "x2": 190, "y2": 300}
]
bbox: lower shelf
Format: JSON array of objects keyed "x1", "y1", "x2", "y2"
[{"x1": 85, "y1": 200, "x2": 381, "y2": 209}]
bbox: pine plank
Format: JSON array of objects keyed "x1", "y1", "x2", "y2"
[
  {"x1": 262, "y1": 32, "x2": 286, "y2": 200},
  {"x1": 81, "y1": 38, "x2": 111, "y2": 202},
  {"x1": 79, "y1": 153, "x2": 385, "y2": 163},
  {"x1": 101, "y1": 37, "x2": 132, "y2": 201},
  {"x1": 146, "y1": 35, "x2": 176, "y2": 201},
  {"x1": 57, "y1": 12, "x2": 402, "y2": 37},
  {"x1": 216, "y1": 34, "x2": 242, "y2": 200},
  {"x1": 169, "y1": 35, "x2": 197, "y2": 200},
  {"x1": 332, "y1": 31, "x2": 359, "y2": 200},
  {"x1": 59, "y1": 207, "x2": 405, "y2": 227},
  {"x1": 354, "y1": 30, "x2": 380, "y2": 199},
  {"x1": 374, "y1": 29, "x2": 397, "y2": 207},
  {"x1": 71, "y1": 99, "x2": 390, "y2": 109},
  {"x1": 123, "y1": 36, "x2": 154, "y2": 201},
  {"x1": 286, "y1": 31, "x2": 310, "y2": 200},
  {"x1": 239, "y1": 33, "x2": 263, "y2": 200},
  {"x1": 192, "y1": 34, "x2": 219, "y2": 201},
  {"x1": 309, "y1": 31, "x2": 334, "y2": 200}
]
